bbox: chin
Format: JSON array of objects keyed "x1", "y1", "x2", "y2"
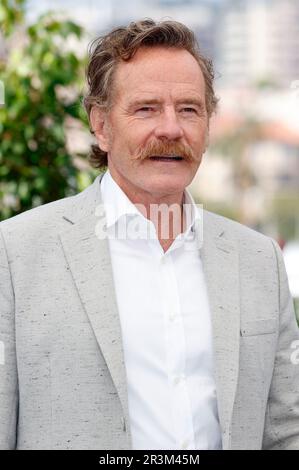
[{"x1": 148, "y1": 181, "x2": 187, "y2": 196}]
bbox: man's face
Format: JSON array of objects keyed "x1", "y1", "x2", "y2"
[{"x1": 92, "y1": 46, "x2": 209, "y2": 202}]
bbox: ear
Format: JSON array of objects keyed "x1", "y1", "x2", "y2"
[{"x1": 90, "y1": 105, "x2": 111, "y2": 153}]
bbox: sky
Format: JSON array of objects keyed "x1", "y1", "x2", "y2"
[
  {"x1": 25, "y1": 0, "x2": 226, "y2": 30},
  {"x1": 26, "y1": 0, "x2": 113, "y2": 29}
]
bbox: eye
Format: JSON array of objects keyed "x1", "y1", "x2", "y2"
[
  {"x1": 134, "y1": 106, "x2": 158, "y2": 118},
  {"x1": 136, "y1": 106, "x2": 155, "y2": 113},
  {"x1": 181, "y1": 107, "x2": 197, "y2": 114}
]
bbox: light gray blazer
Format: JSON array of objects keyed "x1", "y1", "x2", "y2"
[{"x1": 0, "y1": 174, "x2": 299, "y2": 450}]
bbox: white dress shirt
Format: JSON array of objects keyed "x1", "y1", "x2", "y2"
[{"x1": 100, "y1": 169, "x2": 222, "y2": 450}]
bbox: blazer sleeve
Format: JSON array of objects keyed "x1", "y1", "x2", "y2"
[
  {"x1": 0, "y1": 227, "x2": 18, "y2": 449},
  {"x1": 262, "y1": 238, "x2": 299, "y2": 449}
]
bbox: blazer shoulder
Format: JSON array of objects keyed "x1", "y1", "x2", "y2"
[
  {"x1": 0, "y1": 175, "x2": 101, "y2": 241},
  {"x1": 203, "y1": 209, "x2": 276, "y2": 252}
]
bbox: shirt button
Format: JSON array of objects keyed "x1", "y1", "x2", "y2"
[
  {"x1": 174, "y1": 374, "x2": 185, "y2": 385},
  {"x1": 169, "y1": 313, "x2": 178, "y2": 322},
  {"x1": 180, "y1": 439, "x2": 189, "y2": 449}
]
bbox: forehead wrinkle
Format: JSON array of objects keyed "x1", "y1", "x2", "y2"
[
  {"x1": 115, "y1": 62, "x2": 205, "y2": 93},
  {"x1": 118, "y1": 70, "x2": 201, "y2": 86},
  {"x1": 125, "y1": 88, "x2": 205, "y2": 107},
  {"x1": 125, "y1": 81, "x2": 205, "y2": 99},
  {"x1": 113, "y1": 51, "x2": 206, "y2": 107}
]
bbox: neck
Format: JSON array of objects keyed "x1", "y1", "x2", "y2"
[
  {"x1": 108, "y1": 170, "x2": 188, "y2": 252},
  {"x1": 133, "y1": 194, "x2": 188, "y2": 253}
]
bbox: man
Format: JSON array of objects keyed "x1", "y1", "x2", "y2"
[{"x1": 0, "y1": 19, "x2": 299, "y2": 450}]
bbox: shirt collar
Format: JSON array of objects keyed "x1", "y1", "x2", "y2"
[
  {"x1": 100, "y1": 169, "x2": 201, "y2": 238},
  {"x1": 100, "y1": 169, "x2": 145, "y2": 229}
]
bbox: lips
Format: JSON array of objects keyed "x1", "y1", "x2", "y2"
[{"x1": 149, "y1": 155, "x2": 183, "y2": 161}]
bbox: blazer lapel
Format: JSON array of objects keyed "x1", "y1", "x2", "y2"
[
  {"x1": 200, "y1": 211, "x2": 240, "y2": 449},
  {"x1": 58, "y1": 175, "x2": 132, "y2": 441}
]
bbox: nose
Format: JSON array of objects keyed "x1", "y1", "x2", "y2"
[{"x1": 154, "y1": 106, "x2": 184, "y2": 140}]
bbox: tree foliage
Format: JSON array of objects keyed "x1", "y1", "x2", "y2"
[
  {"x1": 0, "y1": 0, "x2": 91, "y2": 220},
  {"x1": 0, "y1": 0, "x2": 25, "y2": 37}
]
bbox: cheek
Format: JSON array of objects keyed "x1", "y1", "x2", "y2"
[
  {"x1": 183, "y1": 120, "x2": 207, "y2": 139},
  {"x1": 195, "y1": 127, "x2": 209, "y2": 149}
]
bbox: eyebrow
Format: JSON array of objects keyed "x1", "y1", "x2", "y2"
[
  {"x1": 127, "y1": 98, "x2": 161, "y2": 109},
  {"x1": 175, "y1": 98, "x2": 205, "y2": 109},
  {"x1": 128, "y1": 97, "x2": 205, "y2": 109}
]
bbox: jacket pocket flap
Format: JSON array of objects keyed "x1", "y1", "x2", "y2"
[{"x1": 240, "y1": 318, "x2": 277, "y2": 336}]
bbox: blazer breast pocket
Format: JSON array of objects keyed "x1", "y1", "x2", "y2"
[{"x1": 240, "y1": 318, "x2": 278, "y2": 337}]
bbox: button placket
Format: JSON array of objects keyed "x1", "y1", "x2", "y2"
[{"x1": 159, "y1": 254, "x2": 193, "y2": 448}]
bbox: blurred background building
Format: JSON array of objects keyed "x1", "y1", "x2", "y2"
[{"x1": 217, "y1": 0, "x2": 299, "y2": 87}]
